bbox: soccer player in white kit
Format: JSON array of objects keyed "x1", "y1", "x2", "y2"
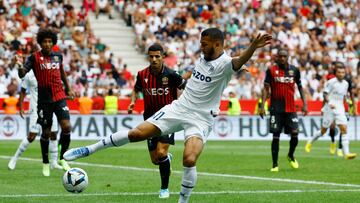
[
  {"x1": 305, "y1": 62, "x2": 357, "y2": 159},
  {"x1": 8, "y1": 70, "x2": 63, "y2": 176},
  {"x1": 64, "y1": 28, "x2": 272, "y2": 202}
]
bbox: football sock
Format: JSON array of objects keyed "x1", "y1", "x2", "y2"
[
  {"x1": 40, "y1": 136, "x2": 49, "y2": 164},
  {"x1": 49, "y1": 140, "x2": 58, "y2": 164},
  {"x1": 88, "y1": 130, "x2": 129, "y2": 153},
  {"x1": 271, "y1": 135, "x2": 280, "y2": 167},
  {"x1": 158, "y1": 155, "x2": 170, "y2": 189},
  {"x1": 179, "y1": 166, "x2": 197, "y2": 203},
  {"x1": 310, "y1": 130, "x2": 322, "y2": 143},
  {"x1": 338, "y1": 134, "x2": 343, "y2": 149},
  {"x1": 59, "y1": 132, "x2": 71, "y2": 160},
  {"x1": 341, "y1": 134, "x2": 350, "y2": 154},
  {"x1": 14, "y1": 138, "x2": 30, "y2": 159},
  {"x1": 288, "y1": 135, "x2": 298, "y2": 159},
  {"x1": 329, "y1": 128, "x2": 335, "y2": 143}
]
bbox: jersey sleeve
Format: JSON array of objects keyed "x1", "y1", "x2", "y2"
[
  {"x1": 295, "y1": 68, "x2": 302, "y2": 89},
  {"x1": 21, "y1": 74, "x2": 29, "y2": 90},
  {"x1": 264, "y1": 68, "x2": 271, "y2": 85},
  {"x1": 24, "y1": 54, "x2": 35, "y2": 71},
  {"x1": 224, "y1": 58, "x2": 235, "y2": 76},
  {"x1": 171, "y1": 71, "x2": 185, "y2": 89},
  {"x1": 134, "y1": 73, "x2": 142, "y2": 91},
  {"x1": 323, "y1": 80, "x2": 333, "y2": 94}
]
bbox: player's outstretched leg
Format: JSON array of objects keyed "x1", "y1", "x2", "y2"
[{"x1": 64, "y1": 130, "x2": 130, "y2": 161}]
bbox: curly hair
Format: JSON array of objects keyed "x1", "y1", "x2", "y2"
[{"x1": 36, "y1": 28, "x2": 57, "y2": 45}]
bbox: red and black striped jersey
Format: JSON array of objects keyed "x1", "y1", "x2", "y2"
[
  {"x1": 134, "y1": 66, "x2": 185, "y2": 119},
  {"x1": 264, "y1": 64, "x2": 301, "y2": 113},
  {"x1": 24, "y1": 51, "x2": 66, "y2": 102}
]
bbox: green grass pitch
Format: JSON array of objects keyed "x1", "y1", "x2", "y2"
[{"x1": 0, "y1": 140, "x2": 359, "y2": 203}]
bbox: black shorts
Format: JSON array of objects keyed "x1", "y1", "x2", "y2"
[
  {"x1": 269, "y1": 112, "x2": 299, "y2": 134},
  {"x1": 147, "y1": 133, "x2": 175, "y2": 151},
  {"x1": 37, "y1": 99, "x2": 70, "y2": 128}
]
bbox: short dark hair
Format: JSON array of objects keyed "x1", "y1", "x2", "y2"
[
  {"x1": 201, "y1": 28, "x2": 224, "y2": 45},
  {"x1": 148, "y1": 43, "x2": 164, "y2": 54},
  {"x1": 334, "y1": 61, "x2": 345, "y2": 72},
  {"x1": 37, "y1": 29, "x2": 57, "y2": 45}
]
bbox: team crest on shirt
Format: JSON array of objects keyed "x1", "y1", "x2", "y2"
[
  {"x1": 144, "y1": 78, "x2": 148, "y2": 83},
  {"x1": 288, "y1": 70, "x2": 294, "y2": 76},
  {"x1": 162, "y1": 77, "x2": 168, "y2": 85},
  {"x1": 53, "y1": 56, "x2": 59, "y2": 62}
]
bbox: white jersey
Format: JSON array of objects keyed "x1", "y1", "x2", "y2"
[
  {"x1": 21, "y1": 70, "x2": 38, "y2": 112},
  {"x1": 177, "y1": 53, "x2": 234, "y2": 114},
  {"x1": 323, "y1": 77, "x2": 348, "y2": 113}
]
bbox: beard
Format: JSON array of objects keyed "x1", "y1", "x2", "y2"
[{"x1": 204, "y1": 47, "x2": 215, "y2": 61}]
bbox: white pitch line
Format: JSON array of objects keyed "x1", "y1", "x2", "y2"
[
  {"x1": 1, "y1": 155, "x2": 360, "y2": 188},
  {"x1": 1, "y1": 189, "x2": 360, "y2": 198}
]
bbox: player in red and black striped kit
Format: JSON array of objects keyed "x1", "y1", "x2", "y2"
[
  {"x1": 128, "y1": 43, "x2": 185, "y2": 198},
  {"x1": 259, "y1": 49, "x2": 307, "y2": 172},
  {"x1": 17, "y1": 29, "x2": 74, "y2": 171}
]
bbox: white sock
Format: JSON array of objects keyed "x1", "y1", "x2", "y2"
[
  {"x1": 88, "y1": 130, "x2": 129, "y2": 153},
  {"x1": 310, "y1": 130, "x2": 322, "y2": 143},
  {"x1": 178, "y1": 166, "x2": 197, "y2": 203},
  {"x1": 49, "y1": 140, "x2": 58, "y2": 164},
  {"x1": 341, "y1": 134, "x2": 350, "y2": 155},
  {"x1": 14, "y1": 138, "x2": 30, "y2": 159}
]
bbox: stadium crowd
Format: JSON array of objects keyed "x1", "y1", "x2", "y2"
[
  {"x1": 125, "y1": 0, "x2": 360, "y2": 102},
  {"x1": 0, "y1": 0, "x2": 360, "y2": 113}
]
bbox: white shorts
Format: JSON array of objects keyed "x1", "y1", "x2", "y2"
[
  {"x1": 322, "y1": 108, "x2": 347, "y2": 128},
  {"x1": 147, "y1": 101, "x2": 213, "y2": 143},
  {"x1": 29, "y1": 108, "x2": 58, "y2": 133}
]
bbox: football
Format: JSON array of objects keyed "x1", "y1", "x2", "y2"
[{"x1": 62, "y1": 168, "x2": 89, "y2": 193}]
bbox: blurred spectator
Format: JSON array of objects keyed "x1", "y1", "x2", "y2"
[
  {"x1": 104, "y1": 89, "x2": 118, "y2": 115},
  {"x1": 3, "y1": 84, "x2": 18, "y2": 114},
  {"x1": 78, "y1": 91, "x2": 93, "y2": 114}
]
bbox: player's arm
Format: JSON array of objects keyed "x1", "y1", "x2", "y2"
[
  {"x1": 60, "y1": 60, "x2": 74, "y2": 100},
  {"x1": 128, "y1": 73, "x2": 142, "y2": 114},
  {"x1": 19, "y1": 87, "x2": 27, "y2": 119},
  {"x1": 259, "y1": 68, "x2": 271, "y2": 119},
  {"x1": 17, "y1": 55, "x2": 32, "y2": 78},
  {"x1": 231, "y1": 33, "x2": 272, "y2": 71},
  {"x1": 295, "y1": 68, "x2": 307, "y2": 116}
]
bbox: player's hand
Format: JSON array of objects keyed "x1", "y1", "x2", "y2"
[
  {"x1": 259, "y1": 107, "x2": 266, "y2": 119},
  {"x1": 252, "y1": 33, "x2": 272, "y2": 48},
  {"x1": 19, "y1": 108, "x2": 25, "y2": 119},
  {"x1": 302, "y1": 105, "x2": 308, "y2": 116},
  {"x1": 127, "y1": 103, "x2": 135, "y2": 114},
  {"x1": 67, "y1": 90, "x2": 75, "y2": 100},
  {"x1": 14, "y1": 55, "x2": 23, "y2": 66}
]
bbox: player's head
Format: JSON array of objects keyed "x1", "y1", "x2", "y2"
[
  {"x1": 37, "y1": 28, "x2": 57, "y2": 54},
  {"x1": 200, "y1": 28, "x2": 224, "y2": 61},
  {"x1": 334, "y1": 61, "x2": 345, "y2": 81},
  {"x1": 147, "y1": 43, "x2": 164, "y2": 73},
  {"x1": 276, "y1": 48, "x2": 289, "y2": 67}
]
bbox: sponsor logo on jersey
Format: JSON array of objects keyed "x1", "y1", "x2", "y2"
[
  {"x1": 192, "y1": 69, "x2": 212, "y2": 82},
  {"x1": 144, "y1": 87, "x2": 169, "y2": 95},
  {"x1": 40, "y1": 62, "x2": 60, "y2": 70},
  {"x1": 275, "y1": 76, "x2": 294, "y2": 83},
  {"x1": 162, "y1": 77, "x2": 168, "y2": 85}
]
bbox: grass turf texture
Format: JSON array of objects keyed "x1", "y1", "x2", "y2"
[{"x1": 0, "y1": 140, "x2": 359, "y2": 203}]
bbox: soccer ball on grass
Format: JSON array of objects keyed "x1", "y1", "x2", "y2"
[{"x1": 62, "y1": 168, "x2": 89, "y2": 193}]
